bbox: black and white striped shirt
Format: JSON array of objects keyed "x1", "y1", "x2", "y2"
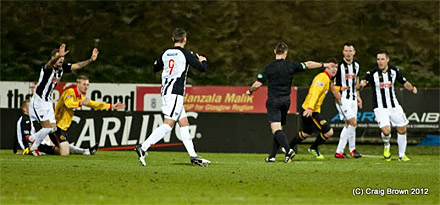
[
  {"x1": 35, "y1": 64, "x2": 72, "y2": 101},
  {"x1": 334, "y1": 60, "x2": 360, "y2": 101},
  {"x1": 154, "y1": 46, "x2": 207, "y2": 96},
  {"x1": 363, "y1": 65, "x2": 407, "y2": 109}
]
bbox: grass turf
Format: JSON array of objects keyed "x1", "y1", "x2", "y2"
[{"x1": 1, "y1": 144, "x2": 439, "y2": 204}]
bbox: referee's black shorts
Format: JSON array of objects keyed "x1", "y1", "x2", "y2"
[
  {"x1": 300, "y1": 108, "x2": 331, "y2": 135},
  {"x1": 266, "y1": 96, "x2": 290, "y2": 125}
]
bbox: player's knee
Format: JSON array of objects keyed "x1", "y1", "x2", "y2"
[
  {"x1": 397, "y1": 126, "x2": 407, "y2": 134},
  {"x1": 301, "y1": 132, "x2": 310, "y2": 139},
  {"x1": 324, "y1": 128, "x2": 334, "y2": 138}
]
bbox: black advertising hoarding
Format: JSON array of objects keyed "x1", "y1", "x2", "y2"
[
  {"x1": 1, "y1": 109, "x2": 299, "y2": 153},
  {"x1": 1, "y1": 88, "x2": 438, "y2": 153}
]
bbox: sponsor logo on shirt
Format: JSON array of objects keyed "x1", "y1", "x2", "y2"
[
  {"x1": 316, "y1": 81, "x2": 324, "y2": 87},
  {"x1": 167, "y1": 53, "x2": 178, "y2": 56},
  {"x1": 379, "y1": 82, "x2": 392, "y2": 89}
]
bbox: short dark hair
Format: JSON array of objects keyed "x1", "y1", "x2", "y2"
[
  {"x1": 377, "y1": 49, "x2": 389, "y2": 57},
  {"x1": 20, "y1": 99, "x2": 30, "y2": 111},
  {"x1": 275, "y1": 42, "x2": 288, "y2": 55},
  {"x1": 343, "y1": 42, "x2": 356, "y2": 49},
  {"x1": 77, "y1": 75, "x2": 89, "y2": 82},
  {"x1": 173, "y1": 28, "x2": 187, "y2": 43},
  {"x1": 327, "y1": 57, "x2": 338, "y2": 64}
]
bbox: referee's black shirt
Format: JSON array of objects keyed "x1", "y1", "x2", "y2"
[{"x1": 257, "y1": 59, "x2": 306, "y2": 98}]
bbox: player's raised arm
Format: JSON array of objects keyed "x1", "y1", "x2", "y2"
[
  {"x1": 47, "y1": 44, "x2": 69, "y2": 68},
  {"x1": 71, "y1": 48, "x2": 99, "y2": 71},
  {"x1": 186, "y1": 51, "x2": 207, "y2": 72}
]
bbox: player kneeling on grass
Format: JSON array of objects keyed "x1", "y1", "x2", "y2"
[
  {"x1": 289, "y1": 58, "x2": 349, "y2": 159},
  {"x1": 29, "y1": 75, "x2": 126, "y2": 156}
]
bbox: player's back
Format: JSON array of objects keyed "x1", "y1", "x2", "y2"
[{"x1": 154, "y1": 46, "x2": 207, "y2": 96}]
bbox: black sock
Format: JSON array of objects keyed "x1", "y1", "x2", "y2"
[
  {"x1": 310, "y1": 133, "x2": 327, "y2": 149},
  {"x1": 289, "y1": 132, "x2": 305, "y2": 148},
  {"x1": 274, "y1": 130, "x2": 290, "y2": 153},
  {"x1": 38, "y1": 144, "x2": 55, "y2": 155},
  {"x1": 269, "y1": 137, "x2": 280, "y2": 158}
]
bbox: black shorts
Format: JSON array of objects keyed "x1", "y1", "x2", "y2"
[
  {"x1": 49, "y1": 127, "x2": 68, "y2": 147},
  {"x1": 300, "y1": 108, "x2": 331, "y2": 135},
  {"x1": 266, "y1": 96, "x2": 290, "y2": 125}
]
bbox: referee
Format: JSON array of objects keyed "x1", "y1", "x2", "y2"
[{"x1": 246, "y1": 42, "x2": 332, "y2": 163}]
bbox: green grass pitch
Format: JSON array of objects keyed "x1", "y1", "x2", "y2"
[{"x1": 1, "y1": 145, "x2": 439, "y2": 204}]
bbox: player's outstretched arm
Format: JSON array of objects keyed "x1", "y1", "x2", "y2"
[
  {"x1": 304, "y1": 61, "x2": 332, "y2": 70},
  {"x1": 47, "y1": 44, "x2": 69, "y2": 68},
  {"x1": 71, "y1": 48, "x2": 99, "y2": 71},
  {"x1": 404, "y1": 82, "x2": 417, "y2": 94}
]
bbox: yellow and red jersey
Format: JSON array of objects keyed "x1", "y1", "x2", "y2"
[
  {"x1": 55, "y1": 87, "x2": 111, "y2": 131},
  {"x1": 302, "y1": 71, "x2": 338, "y2": 113}
]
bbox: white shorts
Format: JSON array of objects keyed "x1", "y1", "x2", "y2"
[
  {"x1": 161, "y1": 94, "x2": 187, "y2": 121},
  {"x1": 29, "y1": 95, "x2": 56, "y2": 123},
  {"x1": 335, "y1": 98, "x2": 358, "y2": 121},
  {"x1": 374, "y1": 105, "x2": 408, "y2": 128}
]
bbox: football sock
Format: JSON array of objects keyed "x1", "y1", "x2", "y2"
[
  {"x1": 289, "y1": 132, "x2": 305, "y2": 149},
  {"x1": 336, "y1": 126, "x2": 348, "y2": 153},
  {"x1": 381, "y1": 133, "x2": 391, "y2": 149},
  {"x1": 310, "y1": 133, "x2": 327, "y2": 149},
  {"x1": 141, "y1": 124, "x2": 172, "y2": 151},
  {"x1": 180, "y1": 126, "x2": 197, "y2": 157},
  {"x1": 397, "y1": 133, "x2": 407, "y2": 157},
  {"x1": 38, "y1": 144, "x2": 55, "y2": 155},
  {"x1": 347, "y1": 125, "x2": 356, "y2": 152},
  {"x1": 274, "y1": 130, "x2": 290, "y2": 153},
  {"x1": 269, "y1": 137, "x2": 280, "y2": 158},
  {"x1": 69, "y1": 144, "x2": 89, "y2": 155},
  {"x1": 31, "y1": 127, "x2": 53, "y2": 150}
]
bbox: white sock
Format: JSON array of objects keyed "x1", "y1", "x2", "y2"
[
  {"x1": 347, "y1": 125, "x2": 356, "y2": 152},
  {"x1": 141, "y1": 124, "x2": 172, "y2": 151},
  {"x1": 31, "y1": 128, "x2": 53, "y2": 150},
  {"x1": 336, "y1": 126, "x2": 348, "y2": 154},
  {"x1": 382, "y1": 133, "x2": 391, "y2": 149},
  {"x1": 397, "y1": 133, "x2": 407, "y2": 157},
  {"x1": 180, "y1": 126, "x2": 197, "y2": 157},
  {"x1": 69, "y1": 144, "x2": 88, "y2": 155}
]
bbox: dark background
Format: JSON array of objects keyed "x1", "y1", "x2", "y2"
[{"x1": 1, "y1": 1, "x2": 439, "y2": 87}]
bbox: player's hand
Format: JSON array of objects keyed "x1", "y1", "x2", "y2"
[
  {"x1": 196, "y1": 53, "x2": 207, "y2": 62},
  {"x1": 58, "y1": 44, "x2": 69, "y2": 57},
  {"x1": 333, "y1": 90, "x2": 342, "y2": 105},
  {"x1": 246, "y1": 89, "x2": 252, "y2": 96},
  {"x1": 303, "y1": 109, "x2": 313, "y2": 117},
  {"x1": 360, "y1": 80, "x2": 368, "y2": 87},
  {"x1": 412, "y1": 86, "x2": 418, "y2": 94},
  {"x1": 81, "y1": 97, "x2": 90, "y2": 106},
  {"x1": 113, "y1": 102, "x2": 126, "y2": 110},
  {"x1": 341, "y1": 86, "x2": 350, "y2": 91},
  {"x1": 357, "y1": 97, "x2": 363, "y2": 109},
  {"x1": 90, "y1": 48, "x2": 99, "y2": 62}
]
